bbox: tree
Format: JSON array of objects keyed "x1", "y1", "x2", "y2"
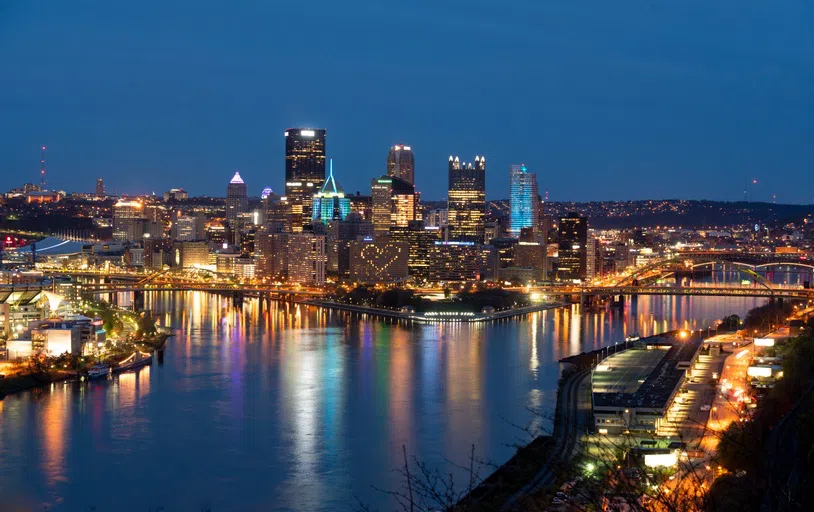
[
  {"x1": 136, "y1": 311, "x2": 158, "y2": 338},
  {"x1": 719, "y1": 315, "x2": 741, "y2": 331}
]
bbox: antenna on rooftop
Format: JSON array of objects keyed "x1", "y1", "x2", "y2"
[{"x1": 40, "y1": 145, "x2": 47, "y2": 189}]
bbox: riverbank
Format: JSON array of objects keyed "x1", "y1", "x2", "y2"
[
  {"x1": 456, "y1": 331, "x2": 682, "y2": 509},
  {"x1": 303, "y1": 299, "x2": 569, "y2": 323},
  {"x1": 0, "y1": 371, "x2": 77, "y2": 399},
  {"x1": 0, "y1": 332, "x2": 171, "y2": 399}
]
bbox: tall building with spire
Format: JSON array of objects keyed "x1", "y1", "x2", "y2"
[
  {"x1": 285, "y1": 128, "x2": 326, "y2": 231},
  {"x1": 386, "y1": 144, "x2": 415, "y2": 184},
  {"x1": 509, "y1": 164, "x2": 538, "y2": 236},
  {"x1": 447, "y1": 155, "x2": 486, "y2": 243},
  {"x1": 226, "y1": 171, "x2": 248, "y2": 222},
  {"x1": 312, "y1": 160, "x2": 351, "y2": 224}
]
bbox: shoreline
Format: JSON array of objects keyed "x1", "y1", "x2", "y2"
[
  {"x1": 0, "y1": 372, "x2": 78, "y2": 399},
  {"x1": 301, "y1": 299, "x2": 570, "y2": 323},
  {"x1": 0, "y1": 333, "x2": 171, "y2": 400}
]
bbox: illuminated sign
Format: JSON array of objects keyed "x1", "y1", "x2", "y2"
[
  {"x1": 644, "y1": 452, "x2": 678, "y2": 468},
  {"x1": 747, "y1": 366, "x2": 772, "y2": 378},
  {"x1": 300, "y1": 129, "x2": 315, "y2": 137},
  {"x1": 754, "y1": 338, "x2": 774, "y2": 347}
]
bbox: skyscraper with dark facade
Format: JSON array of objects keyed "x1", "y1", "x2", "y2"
[
  {"x1": 285, "y1": 128, "x2": 326, "y2": 231},
  {"x1": 509, "y1": 164, "x2": 538, "y2": 236},
  {"x1": 226, "y1": 171, "x2": 248, "y2": 222},
  {"x1": 447, "y1": 155, "x2": 486, "y2": 243},
  {"x1": 557, "y1": 213, "x2": 588, "y2": 281},
  {"x1": 386, "y1": 144, "x2": 415, "y2": 184},
  {"x1": 389, "y1": 221, "x2": 442, "y2": 282}
]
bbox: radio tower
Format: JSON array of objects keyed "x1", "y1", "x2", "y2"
[{"x1": 40, "y1": 145, "x2": 47, "y2": 189}]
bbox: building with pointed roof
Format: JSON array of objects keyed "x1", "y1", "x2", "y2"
[
  {"x1": 312, "y1": 160, "x2": 351, "y2": 224},
  {"x1": 226, "y1": 171, "x2": 248, "y2": 222}
]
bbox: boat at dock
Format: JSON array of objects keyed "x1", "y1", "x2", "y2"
[{"x1": 87, "y1": 364, "x2": 110, "y2": 380}]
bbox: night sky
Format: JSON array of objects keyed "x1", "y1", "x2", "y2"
[{"x1": 1, "y1": 1, "x2": 812, "y2": 202}]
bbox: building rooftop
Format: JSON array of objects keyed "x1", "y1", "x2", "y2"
[
  {"x1": 593, "y1": 332, "x2": 702, "y2": 410},
  {"x1": 14, "y1": 237, "x2": 86, "y2": 256},
  {"x1": 230, "y1": 171, "x2": 244, "y2": 184},
  {"x1": 0, "y1": 287, "x2": 43, "y2": 305}
]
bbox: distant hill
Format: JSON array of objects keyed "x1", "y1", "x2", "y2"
[{"x1": 486, "y1": 199, "x2": 814, "y2": 229}]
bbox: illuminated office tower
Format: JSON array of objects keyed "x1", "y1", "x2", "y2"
[
  {"x1": 389, "y1": 221, "x2": 442, "y2": 282},
  {"x1": 557, "y1": 213, "x2": 588, "y2": 281},
  {"x1": 95, "y1": 178, "x2": 105, "y2": 197},
  {"x1": 370, "y1": 175, "x2": 417, "y2": 238},
  {"x1": 386, "y1": 144, "x2": 415, "y2": 184},
  {"x1": 286, "y1": 233, "x2": 326, "y2": 285},
  {"x1": 509, "y1": 164, "x2": 538, "y2": 236},
  {"x1": 112, "y1": 200, "x2": 145, "y2": 241},
  {"x1": 447, "y1": 155, "x2": 486, "y2": 243},
  {"x1": 312, "y1": 161, "x2": 350, "y2": 224},
  {"x1": 371, "y1": 178, "x2": 393, "y2": 238},
  {"x1": 427, "y1": 241, "x2": 482, "y2": 282},
  {"x1": 585, "y1": 237, "x2": 598, "y2": 281},
  {"x1": 348, "y1": 193, "x2": 372, "y2": 220},
  {"x1": 285, "y1": 128, "x2": 326, "y2": 231},
  {"x1": 390, "y1": 177, "x2": 417, "y2": 228},
  {"x1": 226, "y1": 171, "x2": 248, "y2": 222}
]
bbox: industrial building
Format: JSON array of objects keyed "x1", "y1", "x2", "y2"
[{"x1": 592, "y1": 332, "x2": 704, "y2": 435}]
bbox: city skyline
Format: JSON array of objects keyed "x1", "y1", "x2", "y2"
[
  {"x1": 2, "y1": 1, "x2": 812, "y2": 203},
  {"x1": 3, "y1": 2, "x2": 814, "y2": 510}
]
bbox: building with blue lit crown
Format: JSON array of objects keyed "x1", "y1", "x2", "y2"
[
  {"x1": 312, "y1": 160, "x2": 351, "y2": 224},
  {"x1": 509, "y1": 164, "x2": 538, "y2": 236}
]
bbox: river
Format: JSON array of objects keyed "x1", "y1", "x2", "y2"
[{"x1": 0, "y1": 292, "x2": 765, "y2": 511}]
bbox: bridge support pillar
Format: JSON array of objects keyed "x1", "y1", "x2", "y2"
[
  {"x1": 134, "y1": 290, "x2": 145, "y2": 311},
  {"x1": 610, "y1": 294, "x2": 625, "y2": 308}
]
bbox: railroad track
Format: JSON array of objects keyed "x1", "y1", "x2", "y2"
[{"x1": 500, "y1": 369, "x2": 591, "y2": 510}]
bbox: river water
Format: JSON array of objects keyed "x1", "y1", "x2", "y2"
[{"x1": 0, "y1": 292, "x2": 765, "y2": 511}]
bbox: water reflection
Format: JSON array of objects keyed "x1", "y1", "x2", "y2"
[
  {"x1": 0, "y1": 292, "x2": 765, "y2": 511},
  {"x1": 40, "y1": 383, "x2": 69, "y2": 489}
]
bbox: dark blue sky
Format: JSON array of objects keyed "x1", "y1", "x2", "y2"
[{"x1": 1, "y1": 1, "x2": 812, "y2": 202}]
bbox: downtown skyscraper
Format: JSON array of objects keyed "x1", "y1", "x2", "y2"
[
  {"x1": 226, "y1": 171, "x2": 248, "y2": 222},
  {"x1": 557, "y1": 213, "x2": 588, "y2": 281},
  {"x1": 285, "y1": 128, "x2": 326, "y2": 231},
  {"x1": 386, "y1": 144, "x2": 415, "y2": 184},
  {"x1": 370, "y1": 175, "x2": 417, "y2": 239},
  {"x1": 447, "y1": 155, "x2": 486, "y2": 243},
  {"x1": 311, "y1": 160, "x2": 351, "y2": 224},
  {"x1": 509, "y1": 164, "x2": 538, "y2": 236}
]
